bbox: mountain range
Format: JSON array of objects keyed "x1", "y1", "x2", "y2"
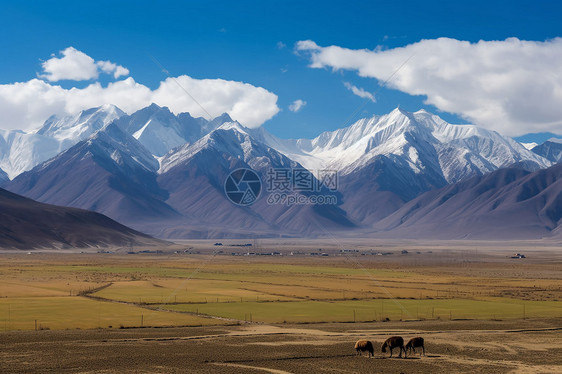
[
  {"x1": 373, "y1": 163, "x2": 562, "y2": 240},
  {"x1": 0, "y1": 104, "x2": 124, "y2": 179},
  {"x1": 6, "y1": 122, "x2": 181, "y2": 226},
  {"x1": 255, "y1": 108, "x2": 552, "y2": 225},
  {"x1": 2, "y1": 104, "x2": 560, "y2": 240}
]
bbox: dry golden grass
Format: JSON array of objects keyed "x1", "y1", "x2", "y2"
[
  {"x1": 0, "y1": 248, "x2": 560, "y2": 330},
  {"x1": 96, "y1": 279, "x2": 299, "y2": 304}
]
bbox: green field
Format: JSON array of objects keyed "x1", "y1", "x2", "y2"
[
  {"x1": 0, "y1": 296, "x2": 224, "y2": 331},
  {"x1": 162, "y1": 298, "x2": 562, "y2": 323},
  {"x1": 0, "y1": 252, "x2": 561, "y2": 330}
]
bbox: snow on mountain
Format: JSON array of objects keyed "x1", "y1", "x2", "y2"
[
  {"x1": 0, "y1": 103, "x2": 229, "y2": 179},
  {"x1": 6, "y1": 104, "x2": 547, "y2": 186},
  {"x1": 249, "y1": 108, "x2": 554, "y2": 226},
  {"x1": 37, "y1": 104, "x2": 125, "y2": 145},
  {"x1": 159, "y1": 120, "x2": 294, "y2": 174},
  {"x1": 157, "y1": 107, "x2": 556, "y2": 230},
  {"x1": 154, "y1": 121, "x2": 353, "y2": 238},
  {"x1": 6, "y1": 122, "x2": 180, "y2": 226},
  {"x1": 83, "y1": 121, "x2": 159, "y2": 172},
  {"x1": 4, "y1": 104, "x2": 559, "y2": 238},
  {"x1": 114, "y1": 104, "x2": 192, "y2": 157},
  {"x1": 260, "y1": 108, "x2": 552, "y2": 183},
  {"x1": 0, "y1": 129, "x2": 61, "y2": 179},
  {"x1": 0, "y1": 105, "x2": 125, "y2": 179},
  {"x1": 521, "y1": 142, "x2": 538, "y2": 150},
  {"x1": 114, "y1": 103, "x2": 227, "y2": 157}
]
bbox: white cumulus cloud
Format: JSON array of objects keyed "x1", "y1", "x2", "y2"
[
  {"x1": 0, "y1": 76, "x2": 279, "y2": 131},
  {"x1": 0, "y1": 48, "x2": 280, "y2": 131},
  {"x1": 39, "y1": 47, "x2": 129, "y2": 82},
  {"x1": 343, "y1": 82, "x2": 375, "y2": 102},
  {"x1": 296, "y1": 37, "x2": 562, "y2": 136},
  {"x1": 151, "y1": 75, "x2": 279, "y2": 128},
  {"x1": 96, "y1": 60, "x2": 130, "y2": 79},
  {"x1": 289, "y1": 99, "x2": 307, "y2": 112}
]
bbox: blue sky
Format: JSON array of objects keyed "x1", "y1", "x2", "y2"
[{"x1": 1, "y1": 0, "x2": 561, "y2": 140}]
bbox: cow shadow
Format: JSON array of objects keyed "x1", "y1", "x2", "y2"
[{"x1": 373, "y1": 356, "x2": 421, "y2": 360}]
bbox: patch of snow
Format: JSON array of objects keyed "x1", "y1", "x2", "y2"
[
  {"x1": 547, "y1": 138, "x2": 562, "y2": 144},
  {"x1": 521, "y1": 142, "x2": 538, "y2": 150},
  {"x1": 132, "y1": 120, "x2": 151, "y2": 140}
]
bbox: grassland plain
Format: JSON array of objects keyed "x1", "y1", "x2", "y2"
[
  {"x1": 0, "y1": 243, "x2": 561, "y2": 331},
  {"x1": 1, "y1": 320, "x2": 561, "y2": 373},
  {"x1": 0, "y1": 296, "x2": 223, "y2": 331},
  {"x1": 163, "y1": 298, "x2": 562, "y2": 323}
]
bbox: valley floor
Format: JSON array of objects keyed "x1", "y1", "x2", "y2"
[
  {"x1": 1, "y1": 320, "x2": 561, "y2": 373},
  {"x1": 0, "y1": 240, "x2": 560, "y2": 372}
]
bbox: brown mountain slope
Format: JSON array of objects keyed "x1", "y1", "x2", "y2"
[
  {"x1": 0, "y1": 187, "x2": 166, "y2": 249},
  {"x1": 373, "y1": 163, "x2": 562, "y2": 240}
]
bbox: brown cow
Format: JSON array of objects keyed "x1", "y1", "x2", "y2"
[
  {"x1": 381, "y1": 336, "x2": 406, "y2": 358},
  {"x1": 405, "y1": 337, "x2": 425, "y2": 356},
  {"x1": 354, "y1": 339, "x2": 374, "y2": 357}
]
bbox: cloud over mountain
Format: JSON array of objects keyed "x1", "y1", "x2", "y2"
[
  {"x1": 0, "y1": 47, "x2": 279, "y2": 131},
  {"x1": 343, "y1": 82, "x2": 375, "y2": 102},
  {"x1": 296, "y1": 37, "x2": 562, "y2": 136},
  {"x1": 39, "y1": 46, "x2": 129, "y2": 82},
  {"x1": 289, "y1": 99, "x2": 306, "y2": 112}
]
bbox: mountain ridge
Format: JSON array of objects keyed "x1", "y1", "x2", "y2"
[
  {"x1": 372, "y1": 162, "x2": 562, "y2": 239},
  {"x1": 7, "y1": 122, "x2": 182, "y2": 226},
  {"x1": 0, "y1": 187, "x2": 165, "y2": 249},
  {"x1": 531, "y1": 139, "x2": 562, "y2": 163},
  {"x1": 4, "y1": 104, "x2": 558, "y2": 239},
  {"x1": 0, "y1": 105, "x2": 125, "y2": 178},
  {"x1": 259, "y1": 107, "x2": 551, "y2": 181}
]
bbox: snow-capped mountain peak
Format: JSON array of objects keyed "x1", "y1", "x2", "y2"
[
  {"x1": 0, "y1": 103, "x2": 238, "y2": 180},
  {"x1": 0, "y1": 104, "x2": 126, "y2": 179},
  {"x1": 256, "y1": 107, "x2": 552, "y2": 183},
  {"x1": 214, "y1": 120, "x2": 251, "y2": 134},
  {"x1": 5, "y1": 104, "x2": 559, "y2": 239},
  {"x1": 87, "y1": 122, "x2": 159, "y2": 172},
  {"x1": 158, "y1": 120, "x2": 295, "y2": 175},
  {"x1": 113, "y1": 104, "x2": 234, "y2": 157},
  {"x1": 36, "y1": 104, "x2": 125, "y2": 144},
  {"x1": 114, "y1": 104, "x2": 187, "y2": 157}
]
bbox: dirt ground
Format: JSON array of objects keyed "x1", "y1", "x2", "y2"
[
  {"x1": 1, "y1": 241, "x2": 561, "y2": 372},
  {"x1": 1, "y1": 319, "x2": 561, "y2": 373}
]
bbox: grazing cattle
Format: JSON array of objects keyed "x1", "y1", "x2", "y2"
[
  {"x1": 381, "y1": 336, "x2": 406, "y2": 358},
  {"x1": 406, "y1": 337, "x2": 425, "y2": 356},
  {"x1": 354, "y1": 339, "x2": 374, "y2": 357}
]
